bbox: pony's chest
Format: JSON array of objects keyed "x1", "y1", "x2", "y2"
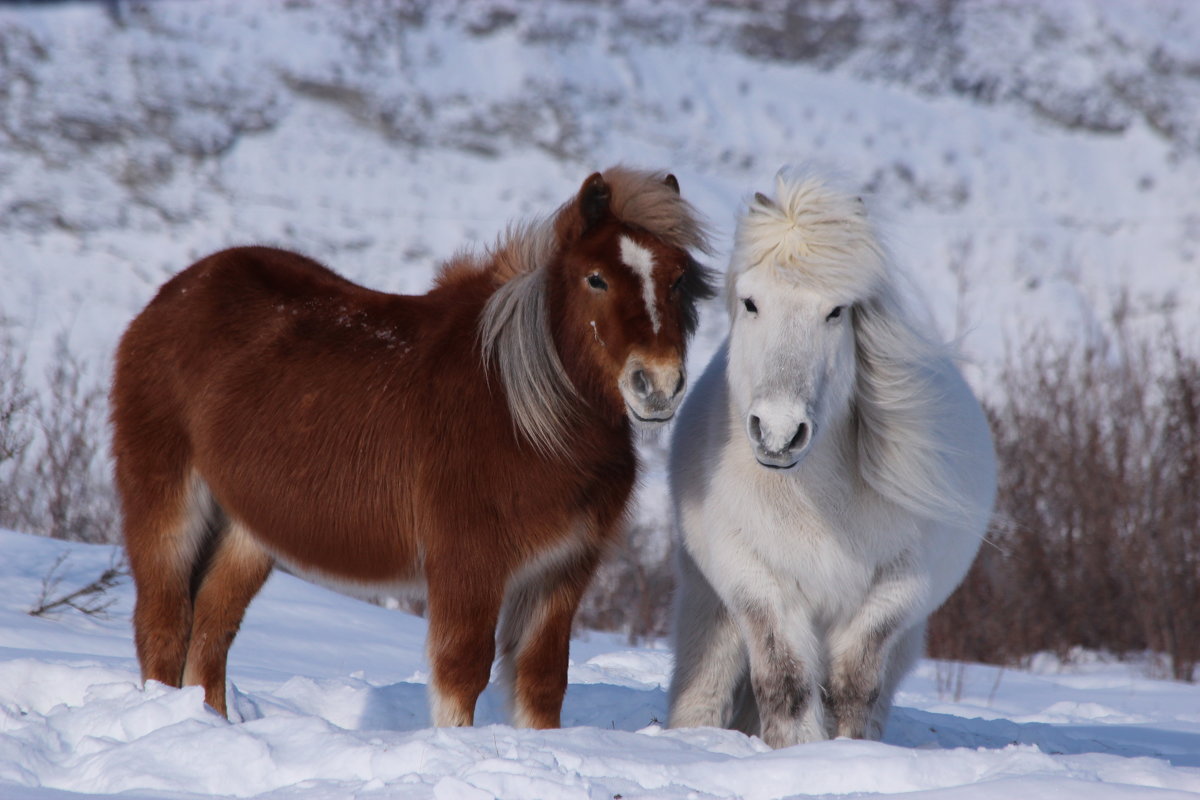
[
  {"x1": 741, "y1": 504, "x2": 914, "y2": 622},
  {"x1": 714, "y1": 458, "x2": 913, "y2": 589},
  {"x1": 744, "y1": 495, "x2": 881, "y2": 569}
]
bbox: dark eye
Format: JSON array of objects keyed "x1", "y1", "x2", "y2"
[
  {"x1": 742, "y1": 297, "x2": 758, "y2": 314},
  {"x1": 826, "y1": 305, "x2": 845, "y2": 321},
  {"x1": 586, "y1": 273, "x2": 608, "y2": 291}
]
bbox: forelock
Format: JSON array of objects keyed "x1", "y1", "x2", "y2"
[
  {"x1": 601, "y1": 166, "x2": 713, "y2": 257},
  {"x1": 727, "y1": 168, "x2": 887, "y2": 309}
]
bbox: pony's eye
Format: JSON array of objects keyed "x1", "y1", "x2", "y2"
[
  {"x1": 826, "y1": 305, "x2": 845, "y2": 321},
  {"x1": 742, "y1": 298, "x2": 758, "y2": 315},
  {"x1": 586, "y1": 273, "x2": 608, "y2": 291}
]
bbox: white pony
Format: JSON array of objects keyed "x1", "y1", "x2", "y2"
[{"x1": 667, "y1": 169, "x2": 996, "y2": 748}]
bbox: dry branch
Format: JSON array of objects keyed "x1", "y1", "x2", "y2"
[{"x1": 29, "y1": 551, "x2": 127, "y2": 618}]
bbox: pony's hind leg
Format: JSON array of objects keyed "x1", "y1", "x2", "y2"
[
  {"x1": 869, "y1": 620, "x2": 925, "y2": 740},
  {"x1": 668, "y1": 547, "x2": 748, "y2": 730},
  {"x1": 497, "y1": 542, "x2": 601, "y2": 729},
  {"x1": 121, "y1": 467, "x2": 217, "y2": 691},
  {"x1": 183, "y1": 519, "x2": 274, "y2": 717}
]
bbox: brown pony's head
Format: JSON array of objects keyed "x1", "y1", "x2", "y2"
[
  {"x1": 548, "y1": 168, "x2": 716, "y2": 428},
  {"x1": 479, "y1": 167, "x2": 714, "y2": 455}
]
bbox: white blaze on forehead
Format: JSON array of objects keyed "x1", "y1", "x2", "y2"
[{"x1": 620, "y1": 235, "x2": 661, "y2": 333}]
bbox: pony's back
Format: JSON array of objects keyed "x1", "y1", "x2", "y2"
[{"x1": 112, "y1": 247, "x2": 444, "y2": 585}]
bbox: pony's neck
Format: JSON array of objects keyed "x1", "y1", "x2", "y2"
[
  {"x1": 786, "y1": 401, "x2": 860, "y2": 498},
  {"x1": 550, "y1": 322, "x2": 630, "y2": 433},
  {"x1": 543, "y1": 266, "x2": 632, "y2": 433}
]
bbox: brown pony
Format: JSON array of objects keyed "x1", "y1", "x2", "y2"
[{"x1": 111, "y1": 167, "x2": 714, "y2": 728}]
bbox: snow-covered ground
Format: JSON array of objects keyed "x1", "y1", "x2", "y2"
[
  {"x1": 3, "y1": 4, "x2": 1200, "y2": 796},
  {"x1": 1, "y1": 529, "x2": 1198, "y2": 799},
  {"x1": 3, "y1": 0, "x2": 1199, "y2": 565}
]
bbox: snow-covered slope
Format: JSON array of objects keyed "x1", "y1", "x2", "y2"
[
  {"x1": 2, "y1": 0, "x2": 1199, "y2": 383},
  {"x1": 3, "y1": 0, "x2": 1198, "y2": 554},
  {"x1": 2, "y1": 528, "x2": 1199, "y2": 799}
]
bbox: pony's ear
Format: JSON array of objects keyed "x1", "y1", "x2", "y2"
[
  {"x1": 578, "y1": 172, "x2": 611, "y2": 232},
  {"x1": 663, "y1": 173, "x2": 680, "y2": 194},
  {"x1": 752, "y1": 192, "x2": 775, "y2": 212}
]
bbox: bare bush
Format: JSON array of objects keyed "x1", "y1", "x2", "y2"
[
  {"x1": 0, "y1": 332, "x2": 118, "y2": 544},
  {"x1": 577, "y1": 521, "x2": 674, "y2": 644},
  {"x1": 0, "y1": 321, "x2": 33, "y2": 522},
  {"x1": 930, "y1": 315, "x2": 1200, "y2": 681},
  {"x1": 4, "y1": 311, "x2": 1192, "y2": 676}
]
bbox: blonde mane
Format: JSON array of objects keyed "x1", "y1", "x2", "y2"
[{"x1": 726, "y1": 169, "x2": 886, "y2": 313}]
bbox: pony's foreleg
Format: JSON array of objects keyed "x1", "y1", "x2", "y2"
[
  {"x1": 425, "y1": 563, "x2": 504, "y2": 727},
  {"x1": 667, "y1": 547, "x2": 748, "y2": 730},
  {"x1": 735, "y1": 597, "x2": 826, "y2": 748},
  {"x1": 497, "y1": 545, "x2": 601, "y2": 729},
  {"x1": 826, "y1": 569, "x2": 924, "y2": 739},
  {"x1": 182, "y1": 520, "x2": 273, "y2": 717}
]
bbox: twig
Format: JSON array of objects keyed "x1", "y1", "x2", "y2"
[
  {"x1": 987, "y1": 666, "x2": 1005, "y2": 706},
  {"x1": 28, "y1": 550, "x2": 127, "y2": 617}
]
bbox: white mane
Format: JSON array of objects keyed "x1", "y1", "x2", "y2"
[
  {"x1": 731, "y1": 167, "x2": 971, "y2": 523},
  {"x1": 480, "y1": 253, "x2": 579, "y2": 459},
  {"x1": 726, "y1": 169, "x2": 886, "y2": 313}
]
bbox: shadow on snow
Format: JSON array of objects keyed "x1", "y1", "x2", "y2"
[{"x1": 233, "y1": 679, "x2": 1199, "y2": 767}]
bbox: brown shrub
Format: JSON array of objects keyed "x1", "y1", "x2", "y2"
[
  {"x1": 577, "y1": 521, "x2": 674, "y2": 644},
  {"x1": 930, "y1": 317, "x2": 1200, "y2": 681},
  {"x1": 0, "y1": 321, "x2": 33, "y2": 525}
]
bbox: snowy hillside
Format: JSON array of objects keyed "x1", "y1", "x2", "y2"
[
  {"x1": 2, "y1": 0, "x2": 1199, "y2": 554},
  {"x1": 2, "y1": 0, "x2": 1200, "y2": 382},
  {"x1": 1, "y1": 528, "x2": 1199, "y2": 799}
]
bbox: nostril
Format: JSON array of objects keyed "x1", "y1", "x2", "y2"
[
  {"x1": 787, "y1": 423, "x2": 810, "y2": 452},
  {"x1": 748, "y1": 415, "x2": 763, "y2": 445},
  {"x1": 672, "y1": 373, "x2": 685, "y2": 398},
  {"x1": 631, "y1": 369, "x2": 650, "y2": 397}
]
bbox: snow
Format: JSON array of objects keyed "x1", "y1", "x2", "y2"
[
  {"x1": 2, "y1": 0, "x2": 1199, "y2": 392},
  {"x1": 3, "y1": 0, "x2": 1198, "y2": 569},
  {"x1": 1, "y1": 529, "x2": 1198, "y2": 799},
  {"x1": 2, "y1": 3, "x2": 1200, "y2": 796}
]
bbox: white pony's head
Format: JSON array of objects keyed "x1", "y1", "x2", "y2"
[
  {"x1": 724, "y1": 167, "x2": 983, "y2": 526},
  {"x1": 726, "y1": 168, "x2": 888, "y2": 470}
]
